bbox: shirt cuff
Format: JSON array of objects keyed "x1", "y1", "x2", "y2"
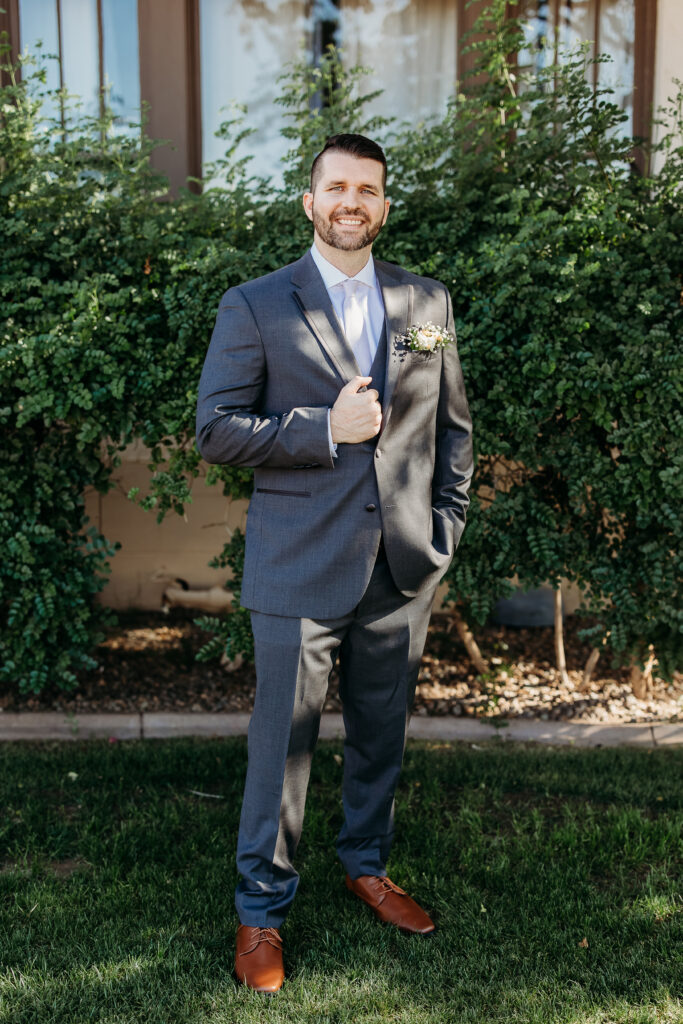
[{"x1": 327, "y1": 409, "x2": 338, "y2": 459}]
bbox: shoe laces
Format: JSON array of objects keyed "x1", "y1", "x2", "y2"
[
  {"x1": 371, "y1": 876, "x2": 407, "y2": 901},
  {"x1": 239, "y1": 927, "x2": 283, "y2": 955}
]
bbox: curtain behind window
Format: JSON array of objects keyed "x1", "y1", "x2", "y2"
[
  {"x1": 102, "y1": 0, "x2": 141, "y2": 129},
  {"x1": 339, "y1": 0, "x2": 457, "y2": 127},
  {"x1": 521, "y1": 0, "x2": 634, "y2": 134},
  {"x1": 18, "y1": 0, "x2": 61, "y2": 122},
  {"x1": 18, "y1": 0, "x2": 140, "y2": 130},
  {"x1": 199, "y1": 0, "x2": 457, "y2": 183},
  {"x1": 199, "y1": 0, "x2": 308, "y2": 183},
  {"x1": 599, "y1": 0, "x2": 634, "y2": 132}
]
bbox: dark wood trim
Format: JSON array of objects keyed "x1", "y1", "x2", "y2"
[
  {"x1": 138, "y1": 0, "x2": 196, "y2": 194},
  {"x1": 96, "y1": 0, "x2": 105, "y2": 121},
  {"x1": 551, "y1": 0, "x2": 560, "y2": 95},
  {"x1": 185, "y1": 0, "x2": 201, "y2": 187},
  {"x1": 633, "y1": 0, "x2": 657, "y2": 168},
  {"x1": 456, "y1": 0, "x2": 490, "y2": 85},
  {"x1": 552, "y1": 0, "x2": 560, "y2": 62},
  {"x1": 0, "y1": 0, "x2": 21, "y2": 85},
  {"x1": 593, "y1": 0, "x2": 601, "y2": 91},
  {"x1": 56, "y1": 0, "x2": 65, "y2": 129},
  {"x1": 55, "y1": 0, "x2": 64, "y2": 89}
]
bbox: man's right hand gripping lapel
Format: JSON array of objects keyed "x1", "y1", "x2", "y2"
[{"x1": 195, "y1": 287, "x2": 337, "y2": 470}]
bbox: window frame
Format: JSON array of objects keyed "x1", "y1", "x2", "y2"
[{"x1": 2, "y1": 0, "x2": 658, "y2": 188}]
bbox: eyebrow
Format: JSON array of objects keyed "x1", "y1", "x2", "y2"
[{"x1": 325, "y1": 180, "x2": 380, "y2": 190}]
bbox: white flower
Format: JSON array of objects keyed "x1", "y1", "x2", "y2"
[{"x1": 404, "y1": 322, "x2": 455, "y2": 352}]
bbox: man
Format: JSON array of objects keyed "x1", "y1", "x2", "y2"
[{"x1": 196, "y1": 133, "x2": 473, "y2": 992}]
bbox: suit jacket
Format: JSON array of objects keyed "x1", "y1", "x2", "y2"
[{"x1": 195, "y1": 250, "x2": 473, "y2": 619}]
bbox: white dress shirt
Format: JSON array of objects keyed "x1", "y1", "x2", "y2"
[
  {"x1": 310, "y1": 244, "x2": 386, "y2": 456},
  {"x1": 310, "y1": 244, "x2": 386, "y2": 358}
]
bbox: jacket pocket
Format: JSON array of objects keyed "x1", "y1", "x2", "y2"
[{"x1": 256, "y1": 487, "x2": 311, "y2": 498}]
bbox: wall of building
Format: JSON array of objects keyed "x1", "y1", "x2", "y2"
[
  {"x1": 87, "y1": 440, "x2": 584, "y2": 616},
  {"x1": 85, "y1": 440, "x2": 247, "y2": 610}
]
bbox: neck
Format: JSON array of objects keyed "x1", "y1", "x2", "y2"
[{"x1": 313, "y1": 234, "x2": 373, "y2": 277}]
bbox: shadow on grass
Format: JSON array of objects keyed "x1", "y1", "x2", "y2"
[{"x1": 0, "y1": 738, "x2": 681, "y2": 1023}]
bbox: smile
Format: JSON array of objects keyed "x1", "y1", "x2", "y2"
[{"x1": 335, "y1": 218, "x2": 366, "y2": 226}]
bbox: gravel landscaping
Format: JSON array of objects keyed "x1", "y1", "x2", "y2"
[{"x1": 2, "y1": 609, "x2": 680, "y2": 724}]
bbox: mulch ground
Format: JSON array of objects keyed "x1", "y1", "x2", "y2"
[{"x1": 2, "y1": 610, "x2": 680, "y2": 724}]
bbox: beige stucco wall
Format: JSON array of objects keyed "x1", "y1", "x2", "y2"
[
  {"x1": 88, "y1": 440, "x2": 582, "y2": 616},
  {"x1": 85, "y1": 440, "x2": 248, "y2": 610}
]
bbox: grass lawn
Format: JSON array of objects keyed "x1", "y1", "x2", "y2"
[{"x1": 0, "y1": 738, "x2": 681, "y2": 1023}]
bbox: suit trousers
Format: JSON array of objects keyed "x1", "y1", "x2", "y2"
[{"x1": 234, "y1": 544, "x2": 437, "y2": 927}]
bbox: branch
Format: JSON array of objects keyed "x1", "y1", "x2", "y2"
[{"x1": 450, "y1": 608, "x2": 489, "y2": 675}]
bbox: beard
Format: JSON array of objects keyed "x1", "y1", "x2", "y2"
[{"x1": 312, "y1": 205, "x2": 385, "y2": 251}]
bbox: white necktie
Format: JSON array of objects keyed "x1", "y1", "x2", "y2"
[{"x1": 341, "y1": 279, "x2": 374, "y2": 376}]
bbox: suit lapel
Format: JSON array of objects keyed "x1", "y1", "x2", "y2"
[
  {"x1": 376, "y1": 261, "x2": 413, "y2": 424},
  {"x1": 291, "y1": 253, "x2": 359, "y2": 383}
]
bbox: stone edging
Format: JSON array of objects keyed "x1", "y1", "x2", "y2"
[{"x1": 0, "y1": 712, "x2": 680, "y2": 747}]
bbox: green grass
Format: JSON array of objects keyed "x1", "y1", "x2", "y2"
[{"x1": 0, "y1": 738, "x2": 681, "y2": 1023}]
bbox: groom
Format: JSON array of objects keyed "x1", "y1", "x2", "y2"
[{"x1": 196, "y1": 134, "x2": 473, "y2": 992}]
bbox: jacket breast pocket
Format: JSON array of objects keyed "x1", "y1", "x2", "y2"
[
  {"x1": 255, "y1": 487, "x2": 311, "y2": 498},
  {"x1": 403, "y1": 350, "x2": 439, "y2": 398}
]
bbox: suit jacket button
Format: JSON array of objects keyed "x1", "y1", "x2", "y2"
[{"x1": 365, "y1": 503, "x2": 377, "y2": 512}]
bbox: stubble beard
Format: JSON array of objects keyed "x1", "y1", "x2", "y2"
[{"x1": 312, "y1": 206, "x2": 384, "y2": 252}]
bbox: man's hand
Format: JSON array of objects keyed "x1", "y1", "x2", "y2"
[{"x1": 330, "y1": 376, "x2": 382, "y2": 444}]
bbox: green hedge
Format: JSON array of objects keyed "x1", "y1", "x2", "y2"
[{"x1": 1, "y1": 2, "x2": 681, "y2": 692}]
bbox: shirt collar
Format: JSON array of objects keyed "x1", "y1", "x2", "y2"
[{"x1": 310, "y1": 243, "x2": 377, "y2": 290}]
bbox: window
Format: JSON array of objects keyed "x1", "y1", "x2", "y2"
[
  {"x1": 199, "y1": 0, "x2": 458, "y2": 182},
  {"x1": 338, "y1": 0, "x2": 458, "y2": 127},
  {"x1": 6, "y1": 0, "x2": 650, "y2": 192},
  {"x1": 520, "y1": 0, "x2": 636, "y2": 135},
  {"x1": 18, "y1": 0, "x2": 140, "y2": 132},
  {"x1": 199, "y1": 0, "x2": 309, "y2": 181}
]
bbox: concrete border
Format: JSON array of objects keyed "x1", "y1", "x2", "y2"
[{"x1": 0, "y1": 712, "x2": 680, "y2": 746}]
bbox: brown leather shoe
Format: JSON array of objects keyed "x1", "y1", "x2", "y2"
[
  {"x1": 345, "y1": 874, "x2": 436, "y2": 934},
  {"x1": 234, "y1": 925, "x2": 284, "y2": 992}
]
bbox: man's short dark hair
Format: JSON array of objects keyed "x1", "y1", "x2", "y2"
[{"x1": 310, "y1": 134, "x2": 387, "y2": 193}]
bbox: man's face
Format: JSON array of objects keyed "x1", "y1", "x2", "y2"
[{"x1": 303, "y1": 151, "x2": 390, "y2": 252}]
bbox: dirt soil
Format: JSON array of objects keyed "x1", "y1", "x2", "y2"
[{"x1": 2, "y1": 610, "x2": 680, "y2": 724}]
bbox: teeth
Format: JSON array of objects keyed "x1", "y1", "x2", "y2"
[{"x1": 338, "y1": 219, "x2": 363, "y2": 225}]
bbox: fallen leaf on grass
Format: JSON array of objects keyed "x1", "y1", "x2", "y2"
[{"x1": 578, "y1": 937, "x2": 589, "y2": 947}]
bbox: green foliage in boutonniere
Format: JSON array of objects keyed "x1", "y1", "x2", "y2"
[{"x1": 404, "y1": 323, "x2": 456, "y2": 352}]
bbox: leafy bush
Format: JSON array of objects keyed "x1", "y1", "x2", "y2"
[
  {"x1": 1, "y1": 0, "x2": 681, "y2": 692},
  {"x1": 388, "y1": 7, "x2": 683, "y2": 677},
  {"x1": 0, "y1": 54, "x2": 254, "y2": 691}
]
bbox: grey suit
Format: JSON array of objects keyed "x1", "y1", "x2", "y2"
[{"x1": 196, "y1": 249, "x2": 473, "y2": 926}]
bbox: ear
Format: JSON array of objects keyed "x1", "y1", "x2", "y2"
[
  {"x1": 302, "y1": 191, "x2": 314, "y2": 222},
  {"x1": 381, "y1": 198, "x2": 390, "y2": 226}
]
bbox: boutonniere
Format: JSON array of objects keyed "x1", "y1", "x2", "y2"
[{"x1": 403, "y1": 322, "x2": 455, "y2": 353}]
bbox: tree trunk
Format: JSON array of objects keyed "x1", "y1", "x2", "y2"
[
  {"x1": 580, "y1": 647, "x2": 601, "y2": 691},
  {"x1": 630, "y1": 647, "x2": 656, "y2": 700},
  {"x1": 554, "y1": 588, "x2": 571, "y2": 687},
  {"x1": 450, "y1": 608, "x2": 489, "y2": 675}
]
